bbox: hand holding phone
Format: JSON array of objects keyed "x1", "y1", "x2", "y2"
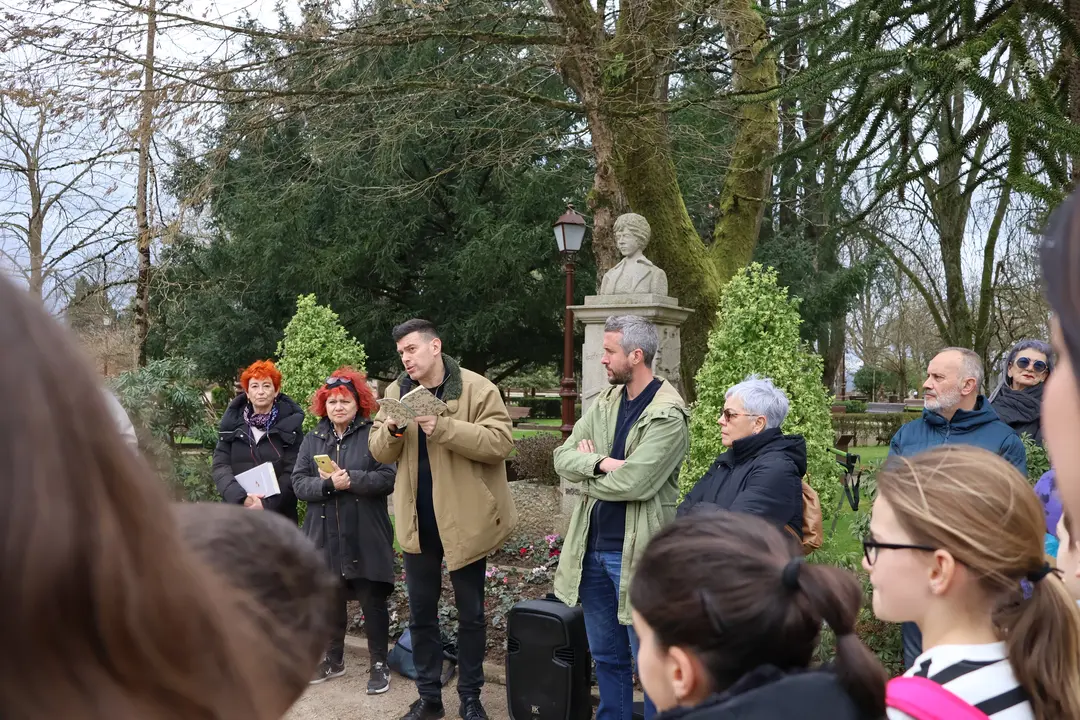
[{"x1": 314, "y1": 454, "x2": 335, "y2": 476}]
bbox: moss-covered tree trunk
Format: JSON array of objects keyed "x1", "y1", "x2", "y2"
[
  {"x1": 548, "y1": 0, "x2": 777, "y2": 395},
  {"x1": 711, "y1": 0, "x2": 779, "y2": 281}
]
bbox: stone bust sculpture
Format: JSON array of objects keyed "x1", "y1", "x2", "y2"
[{"x1": 599, "y1": 213, "x2": 668, "y2": 296}]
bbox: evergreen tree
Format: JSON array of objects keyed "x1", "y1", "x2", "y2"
[
  {"x1": 276, "y1": 294, "x2": 367, "y2": 430},
  {"x1": 683, "y1": 264, "x2": 839, "y2": 510}
]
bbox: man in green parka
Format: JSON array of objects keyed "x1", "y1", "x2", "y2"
[{"x1": 553, "y1": 315, "x2": 689, "y2": 720}]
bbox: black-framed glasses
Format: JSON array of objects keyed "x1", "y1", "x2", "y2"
[
  {"x1": 325, "y1": 377, "x2": 355, "y2": 388},
  {"x1": 1015, "y1": 357, "x2": 1048, "y2": 373},
  {"x1": 862, "y1": 537, "x2": 937, "y2": 566}
]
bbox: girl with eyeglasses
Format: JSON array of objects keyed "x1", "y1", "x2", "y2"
[
  {"x1": 865, "y1": 445, "x2": 1080, "y2": 719},
  {"x1": 292, "y1": 367, "x2": 397, "y2": 693},
  {"x1": 989, "y1": 339, "x2": 1052, "y2": 446}
]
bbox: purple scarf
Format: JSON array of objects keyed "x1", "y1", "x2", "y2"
[{"x1": 244, "y1": 401, "x2": 278, "y2": 431}]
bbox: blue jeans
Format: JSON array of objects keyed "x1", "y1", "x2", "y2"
[{"x1": 580, "y1": 549, "x2": 656, "y2": 720}]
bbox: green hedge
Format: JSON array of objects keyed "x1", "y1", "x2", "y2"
[
  {"x1": 830, "y1": 413, "x2": 922, "y2": 447},
  {"x1": 511, "y1": 396, "x2": 562, "y2": 419},
  {"x1": 832, "y1": 400, "x2": 867, "y2": 414}
]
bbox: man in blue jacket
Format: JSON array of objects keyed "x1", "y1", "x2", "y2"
[{"x1": 889, "y1": 346, "x2": 1027, "y2": 669}]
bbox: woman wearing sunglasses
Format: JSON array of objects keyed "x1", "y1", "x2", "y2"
[
  {"x1": 989, "y1": 339, "x2": 1052, "y2": 446},
  {"x1": 292, "y1": 367, "x2": 397, "y2": 692},
  {"x1": 677, "y1": 376, "x2": 805, "y2": 541},
  {"x1": 865, "y1": 445, "x2": 1080, "y2": 719}
]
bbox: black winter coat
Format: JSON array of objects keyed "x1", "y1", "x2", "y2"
[
  {"x1": 653, "y1": 666, "x2": 877, "y2": 720},
  {"x1": 212, "y1": 393, "x2": 305, "y2": 521},
  {"x1": 677, "y1": 428, "x2": 806, "y2": 537},
  {"x1": 990, "y1": 382, "x2": 1044, "y2": 445},
  {"x1": 292, "y1": 417, "x2": 396, "y2": 584}
]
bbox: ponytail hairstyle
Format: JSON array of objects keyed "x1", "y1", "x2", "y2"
[
  {"x1": 629, "y1": 509, "x2": 886, "y2": 716},
  {"x1": 877, "y1": 445, "x2": 1080, "y2": 720}
]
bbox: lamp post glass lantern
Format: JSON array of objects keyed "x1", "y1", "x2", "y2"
[{"x1": 554, "y1": 204, "x2": 585, "y2": 439}]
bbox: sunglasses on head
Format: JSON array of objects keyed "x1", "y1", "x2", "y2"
[
  {"x1": 1015, "y1": 357, "x2": 1048, "y2": 373},
  {"x1": 325, "y1": 376, "x2": 355, "y2": 388}
]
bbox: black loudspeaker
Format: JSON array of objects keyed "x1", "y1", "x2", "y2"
[{"x1": 506, "y1": 595, "x2": 592, "y2": 720}]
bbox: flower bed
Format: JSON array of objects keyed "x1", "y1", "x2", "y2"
[{"x1": 347, "y1": 532, "x2": 563, "y2": 667}]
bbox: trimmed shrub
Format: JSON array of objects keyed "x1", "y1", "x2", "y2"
[
  {"x1": 831, "y1": 413, "x2": 922, "y2": 447},
  {"x1": 684, "y1": 264, "x2": 839, "y2": 510},
  {"x1": 276, "y1": 294, "x2": 367, "y2": 431},
  {"x1": 1023, "y1": 434, "x2": 1049, "y2": 484},
  {"x1": 833, "y1": 399, "x2": 867, "y2": 414},
  {"x1": 512, "y1": 397, "x2": 562, "y2": 419},
  {"x1": 510, "y1": 434, "x2": 562, "y2": 485}
]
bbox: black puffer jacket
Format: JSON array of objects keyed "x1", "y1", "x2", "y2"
[
  {"x1": 212, "y1": 393, "x2": 305, "y2": 521},
  {"x1": 654, "y1": 666, "x2": 877, "y2": 720},
  {"x1": 991, "y1": 382, "x2": 1044, "y2": 445},
  {"x1": 292, "y1": 418, "x2": 396, "y2": 584},
  {"x1": 677, "y1": 428, "x2": 806, "y2": 537}
]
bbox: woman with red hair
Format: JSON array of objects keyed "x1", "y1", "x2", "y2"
[
  {"x1": 293, "y1": 367, "x2": 396, "y2": 693},
  {"x1": 212, "y1": 359, "x2": 305, "y2": 521}
]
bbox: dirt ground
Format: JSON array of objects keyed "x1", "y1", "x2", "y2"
[{"x1": 286, "y1": 636, "x2": 511, "y2": 720}]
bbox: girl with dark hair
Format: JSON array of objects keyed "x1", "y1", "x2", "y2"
[
  {"x1": 0, "y1": 275, "x2": 285, "y2": 719},
  {"x1": 989, "y1": 339, "x2": 1052, "y2": 445},
  {"x1": 292, "y1": 367, "x2": 397, "y2": 693},
  {"x1": 867, "y1": 445, "x2": 1080, "y2": 719},
  {"x1": 1041, "y1": 189, "x2": 1080, "y2": 537},
  {"x1": 629, "y1": 510, "x2": 887, "y2": 719}
]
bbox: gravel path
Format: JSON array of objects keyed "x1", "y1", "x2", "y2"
[{"x1": 286, "y1": 637, "x2": 510, "y2": 720}]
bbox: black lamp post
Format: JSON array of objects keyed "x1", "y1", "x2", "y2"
[{"x1": 554, "y1": 204, "x2": 586, "y2": 439}]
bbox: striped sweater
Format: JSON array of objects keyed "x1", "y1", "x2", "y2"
[{"x1": 887, "y1": 642, "x2": 1033, "y2": 720}]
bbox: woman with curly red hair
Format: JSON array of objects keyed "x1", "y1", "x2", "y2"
[
  {"x1": 213, "y1": 359, "x2": 305, "y2": 521},
  {"x1": 293, "y1": 367, "x2": 397, "y2": 693}
]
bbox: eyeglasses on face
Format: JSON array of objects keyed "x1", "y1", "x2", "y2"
[
  {"x1": 862, "y1": 535, "x2": 937, "y2": 566},
  {"x1": 1014, "y1": 357, "x2": 1048, "y2": 373},
  {"x1": 720, "y1": 408, "x2": 760, "y2": 423},
  {"x1": 325, "y1": 376, "x2": 355, "y2": 388}
]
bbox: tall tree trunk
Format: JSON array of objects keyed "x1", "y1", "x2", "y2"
[
  {"x1": 25, "y1": 109, "x2": 46, "y2": 299},
  {"x1": 548, "y1": 0, "x2": 777, "y2": 397},
  {"x1": 776, "y1": 0, "x2": 801, "y2": 231},
  {"x1": 1068, "y1": 0, "x2": 1080, "y2": 183},
  {"x1": 710, "y1": 0, "x2": 779, "y2": 281},
  {"x1": 27, "y1": 164, "x2": 44, "y2": 299},
  {"x1": 133, "y1": 0, "x2": 157, "y2": 367}
]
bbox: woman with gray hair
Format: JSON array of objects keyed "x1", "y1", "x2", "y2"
[
  {"x1": 677, "y1": 375, "x2": 806, "y2": 539},
  {"x1": 990, "y1": 339, "x2": 1052, "y2": 445}
]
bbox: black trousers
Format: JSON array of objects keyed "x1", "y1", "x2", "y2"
[
  {"x1": 327, "y1": 578, "x2": 394, "y2": 666},
  {"x1": 404, "y1": 547, "x2": 487, "y2": 702}
]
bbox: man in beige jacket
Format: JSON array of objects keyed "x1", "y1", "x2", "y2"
[{"x1": 370, "y1": 319, "x2": 516, "y2": 720}]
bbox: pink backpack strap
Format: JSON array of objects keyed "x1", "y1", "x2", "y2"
[{"x1": 886, "y1": 676, "x2": 991, "y2": 720}]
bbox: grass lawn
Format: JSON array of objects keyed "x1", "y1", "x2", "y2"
[
  {"x1": 819, "y1": 445, "x2": 887, "y2": 558},
  {"x1": 849, "y1": 444, "x2": 889, "y2": 466},
  {"x1": 512, "y1": 417, "x2": 563, "y2": 440}
]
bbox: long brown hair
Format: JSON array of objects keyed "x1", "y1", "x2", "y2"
[
  {"x1": 0, "y1": 275, "x2": 285, "y2": 719},
  {"x1": 629, "y1": 510, "x2": 887, "y2": 716},
  {"x1": 877, "y1": 445, "x2": 1080, "y2": 719}
]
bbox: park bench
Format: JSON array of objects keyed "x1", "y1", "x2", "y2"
[
  {"x1": 508, "y1": 406, "x2": 532, "y2": 426},
  {"x1": 834, "y1": 433, "x2": 856, "y2": 453}
]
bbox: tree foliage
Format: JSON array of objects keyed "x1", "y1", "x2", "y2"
[
  {"x1": 149, "y1": 30, "x2": 595, "y2": 384},
  {"x1": 683, "y1": 264, "x2": 839, "y2": 509},
  {"x1": 275, "y1": 294, "x2": 367, "y2": 429},
  {"x1": 110, "y1": 356, "x2": 216, "y2": 448},
  {"x1": 853, "y1": 364, "x2": 903, "y2": 400}
]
